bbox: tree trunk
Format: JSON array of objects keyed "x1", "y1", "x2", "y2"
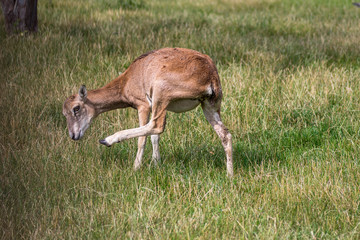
[{"x1": 1, "y1": 0, "x2": 38, "y2": 34}]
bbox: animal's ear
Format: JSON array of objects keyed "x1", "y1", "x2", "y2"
[{"x1": 79, "y1": 85, "x2": 87, "y2": 101}]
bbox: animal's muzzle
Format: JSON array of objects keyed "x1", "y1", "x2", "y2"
[
  {"x1": 72, "y1": 134, "x2": 80, "y2": 140},
  {"x1": 69, "y1": 131, "x2": 80, "y2": 141}
]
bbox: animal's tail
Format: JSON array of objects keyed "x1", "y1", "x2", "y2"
[{"x1": 208, "y1": 69, "x2": 223, "y2": 108}]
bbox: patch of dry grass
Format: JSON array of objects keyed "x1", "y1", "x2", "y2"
[{"x1": 1, "y1": 0, "x2": 360, "y2": 239}]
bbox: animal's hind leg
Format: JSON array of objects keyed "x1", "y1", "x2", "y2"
[{"x1": 202, "y1": 100, "x2": 233, "y2": 177}]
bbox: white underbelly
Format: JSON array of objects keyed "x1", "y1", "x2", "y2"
[{"x1": 167, "y1": 99, "x2": 201, "y2": 113}]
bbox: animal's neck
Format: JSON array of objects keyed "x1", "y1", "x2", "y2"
[{"x1": 86, "y1": 75, "x2": 130, "y2": 116}]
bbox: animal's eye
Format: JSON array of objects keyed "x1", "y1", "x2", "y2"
[{"x1": 73, "y1": 106, "x2": 80, "y2": 114}]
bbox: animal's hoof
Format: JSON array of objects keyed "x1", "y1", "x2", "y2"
[{"x1": 99, "y1": 139, "x2": 111, "y2": 147}]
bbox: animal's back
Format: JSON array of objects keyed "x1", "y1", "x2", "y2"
[{"x1": 126, "y1": 48, "x2": 222, "y2": 104}]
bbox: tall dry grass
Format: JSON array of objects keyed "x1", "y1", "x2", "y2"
[{"x1": 1, "y1": 0, "x2": 360, "y2": 238}]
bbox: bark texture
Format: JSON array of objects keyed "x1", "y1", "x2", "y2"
[{"x1": 1, "y1": 0, "x2": 37, "y2": 33}]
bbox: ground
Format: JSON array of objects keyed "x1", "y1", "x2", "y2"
[{"x1": 1, "y1": 0, "x2": 360, "y2": 238}]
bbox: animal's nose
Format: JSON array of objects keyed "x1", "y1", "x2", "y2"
[
  {"x1": 72, "y1": 134, "x2": 80, "y2": 140},
  {"x1": 69, "y1": 132, "x2": 78, "y2": 140}
]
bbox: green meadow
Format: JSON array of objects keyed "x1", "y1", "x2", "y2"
[{"x1": 1, "y1": 0, "x2": 360, "y2": 238}]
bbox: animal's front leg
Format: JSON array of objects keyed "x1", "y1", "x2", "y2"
[
  {"x1": 99, "y1": 125, "x2": 150, "y2": 147},
  {"x1": 100, "y1": 98, "x2": 168, "y2": 147},
  {"x1": 151, "y1": 135, "x2": 161, "y2": 166},
  {"x1": 134, "y1": 108, "x2": 150, "y2": 170},
  {"x1": 99, "y1": 116, "x2": 166, "y2": 147}
]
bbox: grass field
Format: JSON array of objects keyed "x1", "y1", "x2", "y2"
[{"x1": 1, "y1": 0, "x2": 360, "y2": 238}]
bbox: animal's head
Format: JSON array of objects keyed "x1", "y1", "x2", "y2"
[{"x1": 63, "y1": 85, "x2": 95, "y2": 140}]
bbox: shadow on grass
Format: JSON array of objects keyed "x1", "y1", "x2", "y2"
[
  {"x1": 99, "y1": 141, "x2": 134, "y2": 169},
  {"x1": 163, "y1": 116, "x2": 356, "y2": 175}
]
